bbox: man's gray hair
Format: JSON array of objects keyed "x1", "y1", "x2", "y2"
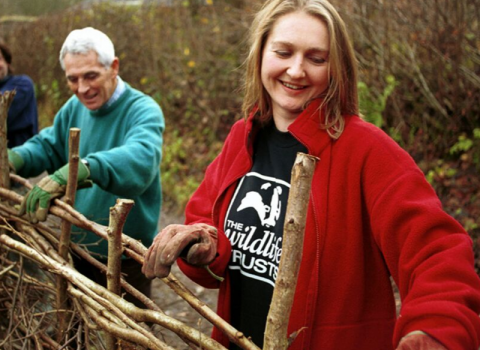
[{"x1": 59, "y1": 27, "x2": 115, "y2": 70}]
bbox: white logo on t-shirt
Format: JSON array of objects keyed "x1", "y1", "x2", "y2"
[{"x1": 225, "y1": 172, "x2": 290, "y2": 286}]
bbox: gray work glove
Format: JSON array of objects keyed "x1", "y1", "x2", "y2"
[{"x1": 19, "y1": 161, "x2": 92, "y2": 223}]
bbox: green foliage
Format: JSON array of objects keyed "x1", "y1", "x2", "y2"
[
  {"x1": 161, "y1": 128, "x2": 223, "y2": 212},
  {"x1": 450, "y1": 134, "x2": 474, "y2": 155},
  {"x1": 425, "y1": 160, "x2": 457, "y2": 185},
  {"x1": 161, "y1": 130, "x2": 196, "y2": 211},
  {"x1": 450, "y1": 128, "x2": 480, "y2": 168},
  {"x1": 37, "y1": 80, "x2": 63, "y2": 129},
  {"x1": 0, "y1": 0, "x2": 83, "y2": 16},
  {"x1": 358, "y1": 75, "x2": 397, "y2": 128}
]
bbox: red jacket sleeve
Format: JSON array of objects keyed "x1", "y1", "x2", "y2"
[
  {"x1": 177, "y1": 121, "x2": 250, "y2": 288},
  {"x1": 359, "y1": 125, "x2": 480, "y2": 349},
  {"x1": 177, "y1": 156, "x2": 233, "y2": 289}
]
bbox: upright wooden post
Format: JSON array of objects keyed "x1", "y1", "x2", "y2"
[
  {"x1": 56, "y1": 127, "x2": 81, "y2": 344},
  {"x1": 0, "y1": 90, "x2": 16, "y2": 190},
  {"x1": 105, "y1": 198, "x2": 134, "y2": 350},
  {"x1": 263, "y1": 152, "x2": 318, "y2": 350}
]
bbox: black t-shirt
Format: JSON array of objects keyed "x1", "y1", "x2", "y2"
[{"x1": 224, "y1": 122, "x2": 307, "y2": 349}]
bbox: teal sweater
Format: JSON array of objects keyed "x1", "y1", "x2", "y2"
[{"x1": 14, "y1": 83, "x2": 165, "y2": 257}]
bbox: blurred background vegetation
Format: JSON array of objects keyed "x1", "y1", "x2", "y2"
[{"x1": 1, "y1": 0, "x2": 479, "y2": 262}]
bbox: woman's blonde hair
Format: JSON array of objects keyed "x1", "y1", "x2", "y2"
[{"x1": 242, "y1": 0, "x2": 358, "y2": 139}]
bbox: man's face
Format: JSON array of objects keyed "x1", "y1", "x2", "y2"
[
  {"x1": 63, "y1": 50, "x2": 119, "y2": 110},
  {"x1": 0, "y1": 52, "x2": 9, "y2": 81}
]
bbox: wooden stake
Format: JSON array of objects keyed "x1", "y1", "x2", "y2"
[
  {"x1": 57, "y1": 127, "x2": 81, "y2": 344},
  {"x1": 106, "y1": 198, "x2": 133, "y2": 350},
  {"x1": 107, "y1": 199, "x2": 133, "y2": 294},
  {"x1": 263, "y1": 152, "x2": 318, "y2": 350},
  {"x1": 0, "y1": 90, "x2": 16, "y2": 190}
]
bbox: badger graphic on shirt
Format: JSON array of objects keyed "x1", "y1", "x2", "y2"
[{"x1": 224, "y1": 172, "x2": 290, "y2": 287}]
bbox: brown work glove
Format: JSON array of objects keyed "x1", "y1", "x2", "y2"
[
  {"x1": 396, "y1": 332, "x2": 447, "y2": 350},
  {"x1": 142, "y1": 223, "x2": 218, "y2": 279}
]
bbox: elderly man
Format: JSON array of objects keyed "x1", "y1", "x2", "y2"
[{"x1": 8, "y1": 27, "x2": 165, "y2": 306}]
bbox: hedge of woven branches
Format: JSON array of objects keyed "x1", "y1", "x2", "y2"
[
  {"x1": 0, "y1": 88, "x2": 316, "y2": 349},
  {"x1": 0, "y1": 177, "x2": 260, "y2": 350},
  {"x1": 0, "y1": 91, "x2": 262, "y2": 350}
]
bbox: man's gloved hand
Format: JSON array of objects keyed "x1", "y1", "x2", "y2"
[
  {"x1": 396, "y1": 332, "x2": 447, "y2": 350},
  {"x1": 7, "y1": 149, "x2": 24, "y2": 173},
  {"x1": 142, "y1": 223, "x2": 218, "y2": 279},
  {"x1": 19, "y1": 160, "x2": 92, "y2": 223}
]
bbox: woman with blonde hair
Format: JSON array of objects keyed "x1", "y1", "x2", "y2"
[{"x1": 143, "y1": 0, "x2": 480, "y2": 349}]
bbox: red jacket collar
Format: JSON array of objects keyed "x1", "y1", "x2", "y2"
[
  {"x1": 288, "y1": 98, "x2": 332, "y2": 156},
  {"x1": 244, "y1": 98, "x2": 333, "y2": 157}
]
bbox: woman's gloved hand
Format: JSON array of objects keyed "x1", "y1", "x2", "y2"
[{"x1": 142, "y1": 223, "x2": 218, "y2": 279}]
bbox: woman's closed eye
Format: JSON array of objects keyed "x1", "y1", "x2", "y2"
[
  {"x1": 274, "y1": 50, "x2": 291, "y2": 58},
  {"x1": 309, "y1": 56, "x2": 327, "y2": 64}
]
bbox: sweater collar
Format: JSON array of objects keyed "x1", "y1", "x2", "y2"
[
  {"x1": 90, "y1": 81, "x2": 130, "y2": 117},
  {"x1": 103, "y1": 76, "x2": 126, "y2": 109}
]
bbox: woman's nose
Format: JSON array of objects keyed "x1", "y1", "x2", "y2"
[{"x1": 286, "y1": 56, "x2": 306, "y2": 79}]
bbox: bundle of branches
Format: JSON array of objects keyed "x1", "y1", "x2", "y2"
[
  {"x1": 0, "y1": 154, "x2": 318, "y2": 350},
  {"x1": 0, "y1": 175, "x2": 261, "y2": 350}
]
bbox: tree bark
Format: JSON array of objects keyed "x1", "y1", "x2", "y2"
[
  {"x1": 0, "y1": 90, "x2": 16, "y2": 190},
  {"x1": 106, "y1": 198, "x2": 133, "y2": 350},
  {"x1": 107, "y1": 198, "x2": 133, "y2": 295},
  {"x1": 57, "y1": 127, "x2": 81, "y2": 343},
  {"x1": 264, "y1": 152, "x2": 318, "y2": 350}
]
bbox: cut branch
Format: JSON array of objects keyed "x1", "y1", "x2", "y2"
[
  {"x1": 0, "y1": 90, "x2": 16, "y2": 190},
  {"x1": 57, "y1": 127, "x2": 81, "y2": 343},
  {"x1": 264, "y1": 152, "x2": 318, "y2": 350},
  {"x1": 105, "y1": 198, "x2": 133, "y2": 349},
  {"x1": 107, "y1": 198, "x2": 132, "y2": 295},
  {"x1": 0, "y1": 233, "x2": 229, "y2": 350}
]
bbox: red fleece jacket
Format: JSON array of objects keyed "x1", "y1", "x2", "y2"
[{"x1": 178, "y1": 100, "x2": 480, "y2": 350}]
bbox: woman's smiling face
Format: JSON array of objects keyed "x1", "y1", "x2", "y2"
[{"x1": 261, "y1": 11, "x2": 330, "y2": 130}]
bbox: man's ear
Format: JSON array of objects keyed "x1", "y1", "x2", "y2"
[{"x1": 111, "y1": 57, "x2": 120, "y2": 76}]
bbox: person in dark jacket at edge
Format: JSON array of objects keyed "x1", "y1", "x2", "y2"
[
  {"x1": 0, "y1": 41, "x2": 38, "y2": 147},
  {"x1": 142, "y1": 0, "x2": 480, "y2": 349}
]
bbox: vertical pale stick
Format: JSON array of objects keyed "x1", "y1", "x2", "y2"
[
  {"x1": 105, "y1": 198, "x2": 134, "y2": 349},
  {"x1": 56, "y1": 127, "x2": 81, "y2": 343},
  {"x1": 0, "y1": 91, "x2": 16, "y2": 190},
  {"x1": 263, "y1": 152, "x2": 318, "y2": 350}
]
